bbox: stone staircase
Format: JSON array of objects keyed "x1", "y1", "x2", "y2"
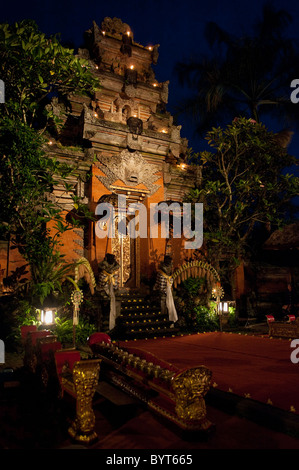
[{"x1": 113, "y1": 290, "x2": 179, "y2": 340}]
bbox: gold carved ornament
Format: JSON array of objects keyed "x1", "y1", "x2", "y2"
[
  {"x1": 112, "y1": 220, "x2": 131, "y2": 286},
  {"x1": 171, "y1": 366, "x2": 212, "y2": 423},
  {"x1": 65, "y1": 359, "x2": 101, "y2": 444},
  {"x1": 71, "y1": 289, "x2": 84, "y2": 326}
]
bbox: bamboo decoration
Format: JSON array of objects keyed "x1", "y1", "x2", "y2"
[
  {"x1": 74, "y1": 257, "x2": 96, "y2": 295},
  {"x1": 172, "y1": 260, "x2": 221, "y2": 291}
]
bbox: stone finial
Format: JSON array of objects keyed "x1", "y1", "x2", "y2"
[
  {"x1": 100, "y1": 17, "x2": 132, "y2": 39},
  {"x1": 161, "y1": 81, "x2": 169, "y2": 104},
  {"x1": 152, "y1": 44, "x2": 160, "y2": 64},
  {"x1": 92, "y1": 20, "x2": 103, "y2": 43}
]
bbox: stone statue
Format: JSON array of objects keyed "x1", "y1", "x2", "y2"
[{"x1": 127, "y1": 116, "x2": 143, "y2": 136}]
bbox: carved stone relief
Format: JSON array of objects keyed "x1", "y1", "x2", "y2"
[
  {"x1": 100, "y1": 17, "x2": 132, "y2": 38},
  {"x1": 96, "y1": 149, "x2": 160, "y2": 195},
  {"x1": 123, "y1": 84, "x2": 137, "y2": 98}
]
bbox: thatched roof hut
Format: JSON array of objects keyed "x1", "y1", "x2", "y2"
[{"x1": 264, "y1": 222, "x2": 299, "y2": 251}]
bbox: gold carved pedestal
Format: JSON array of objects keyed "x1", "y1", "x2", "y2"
[
  {"x1": 171, "y1": 366, "x2": 212, "y2": 430},
  {"x1": 61, "y1": 359, "x2": 101, "y2": 444}
]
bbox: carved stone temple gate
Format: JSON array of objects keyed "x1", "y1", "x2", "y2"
[
  {"x1": 2, "y1": 17, "x2": 198, "y2": 293},
  {"x1": 111, "y1": 205, "x2": 142, "y2": 289}
]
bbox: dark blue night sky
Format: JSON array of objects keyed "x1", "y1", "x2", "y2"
[{"x1": 2, "y1": 0, "x2": 299, "y2": 162}]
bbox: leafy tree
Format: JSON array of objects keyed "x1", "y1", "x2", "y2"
[
  {"x1": 0, "y1": 19, "x2": 99, "y2": 127},
  {"x1": 0, "y1": 21, "x2": 98, "y2": 305},
  {"x1": 175, "y1": 4, "x2": 299, "y2": 135},
  {"x1": 186, "y1": 118, "x2": 299, "y2": 281},
  {"x1": 174, "y1": 277, "x2": 218, "y2": 331},
  {"x1": 0, "y1": 117, "x2": 86, "y2": 303},
  {"x1": 0, "y1": 119, "x2": 66, "y2": 239}
]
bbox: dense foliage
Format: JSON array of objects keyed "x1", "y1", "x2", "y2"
[
  {"x1": 174, "y1": 277, "x2": 220, "y2": 331},
  {"x1": 186, "y1": 118, "x2": 299, "y2": 280},
  {"x1": 0, "y1": 20, "x2": 99, "y2": 308},
  {"x1": 0, "y1": 20, "x2": 99, "y2": 127}
]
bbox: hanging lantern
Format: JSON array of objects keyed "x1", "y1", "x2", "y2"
[
  {"x1": 218, "y1": 299, "x2": 236, "y2": 315},
  {"x1": 218, "y1": 302, "x2": 229, "y2": 314},
  {"x1": 36, "y1": 292, "x2": 61, "y2": 326}
]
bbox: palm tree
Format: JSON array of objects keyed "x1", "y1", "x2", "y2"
[{"x1": 175, "y1": 3, "x2": 299, "y2": 135}]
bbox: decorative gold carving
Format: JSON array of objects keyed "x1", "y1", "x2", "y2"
[
  {"x1": 91, "y1": 340, "x2": 213, "y2": 432},
  {"x1": 111, "y1": 212, "x2": 141, "y2": 288},
  {"x1": 64, "y1": 359, "x2": 101, "y2": 444},
  {"x1": 112, "y1": 216, "x2": 131, "y2": 286},
  {"x1": 171, "y1": 366, "x2": 212, "y2": 422}
]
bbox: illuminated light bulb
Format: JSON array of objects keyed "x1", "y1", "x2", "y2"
[
  {"x1": 41, "y1": 309, "x2": 54, "y2": 325},
  {"x1": 48, "y1": 140, "x2": 53, "y2": 145},
  {"x1": 94, "y1": 112, "x2": 98, "y2": 117},
  {"x1": 102, "y1": 31, "x2": 106, "y2": 36},
  {"x1": 153, "y1": 83, "x2": 157, "y2": 87},
  {"x1": 126, "y1": 31, "x2": 131, "y2": 36},
  {"x1": 95, "y1": 65, "x2": 99, "y2": 69},
  {"x1": 161, "y1": 129, "x2": 167, "y2": 133},
  {"x1": 44, "y1": 310, "x2": 53, "y2": 324},
  {"x1": 148, "y1": 46, "x2": 153, "y2": 51},
  {"x1": 130, "y1": 65, "x2": 134, "y2": 70}
]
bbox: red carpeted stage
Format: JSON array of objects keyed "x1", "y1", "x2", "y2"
[
  {"x1": 89, "y1": 332, "x2": 299, "y2": 450},
  {"x1": 119, "y1": 332, "x2": 299, "y2": 415}
]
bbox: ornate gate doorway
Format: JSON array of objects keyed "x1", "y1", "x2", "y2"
[{"x1": 111, "y1": 213, "x2": 140, "y2": 288}]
